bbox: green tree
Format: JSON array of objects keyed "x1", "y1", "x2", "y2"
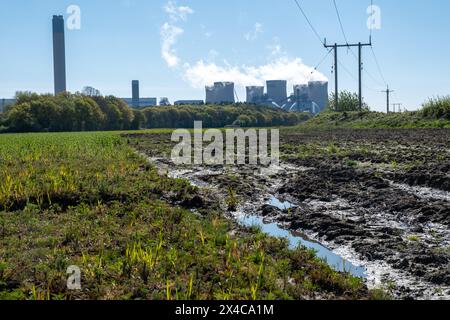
[
  {"x1": 94, "y1": 96, "x2": 123, "y2": 130},
  {"x1": 328, "y1": 91, "x2": 370, "y2": 112},
  {"x1": 6, "y1": 103, "x2": 37, "y2": 132},
  {"x1": 29, "y1": 99, "x2": 61, "y2": 131},
  {"x1": 131, "y1": 110, "x2": 146, "y2": 130}
]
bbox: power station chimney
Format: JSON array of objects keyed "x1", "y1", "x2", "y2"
[
  {"x1": 132, "y1": 80, "x2": 140, "y2": 107},
  {"x1": 52, "y1": 15, "x2": 66, "y2": 95}
]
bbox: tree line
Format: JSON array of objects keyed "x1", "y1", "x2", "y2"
[
  {"x1": 141, "y1": 104, "x2": 309, "y2": 129},
  {"x1": 0, "y1": 92, "x2": 310, "y2": 133}
]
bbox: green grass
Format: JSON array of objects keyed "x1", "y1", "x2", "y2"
[
  {"x1": 298, "y1": 110, "x2": 450, "y2": 129},
  {"x1": 0, "y1": 131, "x2": 372, "y2": 300},
  {"x1": 421, "y1": 96, "x2": 450, "y2": 120},
  {"x1": 407, "y1": 235, "x2": 421, "y2": 242}
]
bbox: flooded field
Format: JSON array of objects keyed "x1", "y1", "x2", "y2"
[{"x1": 127, "y1": 128, "x2": 450, "y2": 300}]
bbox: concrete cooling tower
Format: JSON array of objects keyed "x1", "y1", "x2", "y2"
[
  {"x1": 205, "y1": 82, "x2": 235, "y2": 104},
  {"x1": 266, "y1": 80, "x2": 287, "y2": 106},
  {"x1": 308, "y1": 81, "x2": 328, "y2": 112},
  {"x1": 293, "y1": 84, "x2": 309, "y2": 100},
  {"x1": 246, "y1": 86, "x2": 265, "y2": 103}
]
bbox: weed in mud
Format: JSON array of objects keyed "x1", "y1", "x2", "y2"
[
  {"x1": 226, "y1": 187, "x2": 239, "y2": 211},
  {"x1": 346, "y1": 160, "x2": 358, "y2": 168},
  {"x1": 407, "y1": 235, "x2": 421, "y2": 242}
]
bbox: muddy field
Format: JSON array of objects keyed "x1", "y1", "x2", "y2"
[{"x1": 126, "y1": 128, "x2": 450, "y2": 299}]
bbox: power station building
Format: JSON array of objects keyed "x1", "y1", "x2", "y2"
[
  {"x1": 293, "y1": 84, "x2": 309, "y2": 99},
  {"x1": 174, "y1": 100, "x2": 204, "y2": 105},
  {"x1": 287, "y1": 81, "x2": 328, "y2": 113},
  {"x1": 204, "y1": 79, "x2": 328, "y2": 114},
  {"x1": 159, "y1": 97, "x2": 171, "y2": 106},
  {"x1": 122, "y1": 98, "x2": 157, "y2": 108},
  {"x1": 121, "y1": 80, "x2": 157, "y2": 108},
  {"x1": 246, "y1": 86, "x2": 265, "y2": 104},
  {"x1": 0, "y1": 99, "x2": 16, "y2": 113},
  {"x1": 205, "y1": 82, "x2": 235, "y2": 104},
  {"x1": 266, "y1": 80, "x2": 287, "y2": 106},
  {"x1": 52, "y1": 15, "x2": 66, "y2": 95},
  {"x1": 121, "y1": 81, "x2": 157, "y2": 108}
]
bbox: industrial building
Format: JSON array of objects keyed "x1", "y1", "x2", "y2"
[
  {"x1": 288, "y1": 84, "x2": 316, "y2": 113},
  {"x1": 284, "y1": 81, "x2": 328, "y2": 113},
  {"x1": 52, "y1": 15, "x2": 66, "y2": 95},
  {"x1": 205, "y1": 82, "x2": 235, "y2": 104},
  {"x1": 159, "y1": 97, "x2": 171, "y2": 106},
  {"x1": 0, "y1": 99, "x2": 16, "y2": 113},
  {"x1": 174, "y1": 100, "x2": 204, "y2": 105},
  {"x1": 246, "y1": 86, "x2": 265, "y2": 104},
  {"x1": 121, "y1": 80, "x2": 157, "y2": 108},
  {"x1": 122, "y1": 98, "x2": 157, "y2": 108},
  {"x1": 266, "y1": 80, "x2": 287, "y2": 107},
  {"x1": 242, "y1": 80, "x2": 328, "y2": 114},
  {"x1": 293, "y1": 84, "x2": 309, "y2": 99}
]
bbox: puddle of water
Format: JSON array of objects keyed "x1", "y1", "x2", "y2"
[
  {"x1": 234, "y1": 212, "x2": 367, "y2": 279},
  {"x1": 268, "y1": 196, "x2": 295, "y2": 210}
]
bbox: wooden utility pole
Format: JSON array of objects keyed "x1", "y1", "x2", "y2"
[
  {"x1": 324, "y1": 39, "x2": 372, "y2": 111},
  {"x1": 392, "y1": 103, "x2": 402, "y2": 113},
  {"x1": 381, "y1": 86, "x2": 394, "y2": 113}
]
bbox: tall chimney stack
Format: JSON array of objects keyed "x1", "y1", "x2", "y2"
[{"x1": 52, "y1": 15, "x2": 66, "y2": 95}]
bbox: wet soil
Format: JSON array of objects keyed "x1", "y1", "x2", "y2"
[{"x1": 126, "y1": 128, "x2": 450, "y2": 299}]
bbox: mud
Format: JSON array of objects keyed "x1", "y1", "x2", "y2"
[{"x1": 127, "y1": 128, "x2": 450, "y2": 299}]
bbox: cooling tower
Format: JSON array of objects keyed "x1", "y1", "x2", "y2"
[
  {"x1": 205, "y1": 82, "x2": 235, "y2": 104},
  {"x1": 308, "y1": 81, "x2": 328, "y2": 112},
  {"x1": 246, "y1": 86, "x2": 265, "y2": 103},
  {"x1": 205, "y1": 86, "x2": 216, "y2": 104},
  {"x1": 214, "y1": 82, "x2": 235, "y2": 103},
  {"x1": 293, "y1": 84, "x2": 309, "y2": 100},
  {"x1": 266, "y1": 80, "x2": 287, "y2": 106}
]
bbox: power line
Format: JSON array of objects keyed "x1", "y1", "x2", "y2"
[
  {"x1": 332, "y1": 0, "x2": 385, "y2": 91},
  {"x1": 305, "y1": 48, "x2": 333, "y2": 81},
  {"x1": 370, "y1": 45, "x2": 388, "y2": 86},
  {"x1": 325, "y1": 41, "x2": 372, "y2": 109},
  {"x1": 338, "y1": 59, "x2": 358, "y2": 83},
  {"x1": 366, "y1": 0, "x2": 390, "y2": 89},
  {"x1": 293, "y1": 0, "x2": 324, "y2": 45},
  {"x1": 333, "y1": 0, "x2": 349, "y2": 45},
  {"x1": 295, "y1": 0, "x2": 389, "y2": 110},
  {"x1": 369, "y1": 0, "x2": 374, "y2": 39},
  {"x1": 363, "y1": 63, "x2": 387, "y2": 87},
  {"x1": 331, "y1": 0, "x2": 359, "y2": 60},
  {"x1": 337, "y1": 58, "x2": 379, "y2": 93}
]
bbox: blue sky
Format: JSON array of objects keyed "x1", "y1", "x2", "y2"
[{"x1": 1, "y1": 0, "x2": 450, "y2": 111}]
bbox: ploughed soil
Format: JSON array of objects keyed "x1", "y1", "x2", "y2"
[
  {"x1": 278, "y1": 130, "x2": 450, "y2": 293},
  {"x1": 126, "y1": 128, "x2": 450, "y2": 299}
]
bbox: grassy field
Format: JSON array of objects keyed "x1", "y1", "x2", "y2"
[
  {"x1": 298, "y1": 110, "x2": 450, "y2": 129},
  {"x1": 0, "y1": 131, "x2": 373, "y2": 300}
]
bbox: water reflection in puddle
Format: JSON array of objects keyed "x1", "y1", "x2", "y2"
[
  {"x1": 268, "y1": 196, "x2": 295, "y2": 210},
  {"x1": 235, "y1": 212, "x2": 367, "y2": 279}
]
